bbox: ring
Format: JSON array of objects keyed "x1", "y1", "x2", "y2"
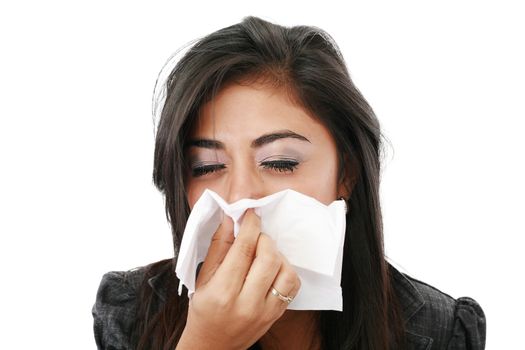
[{"x1": 271, "y1": 287, "x2": 294, "y2": 304}]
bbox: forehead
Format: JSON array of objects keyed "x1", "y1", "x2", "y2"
[{"x1": 191, "y1": 83, "x2": 332, "y2": 144}]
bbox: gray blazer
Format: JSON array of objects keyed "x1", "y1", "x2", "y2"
[{"x1": 92, "y1": 263, "x2": 485, "y2": 349}]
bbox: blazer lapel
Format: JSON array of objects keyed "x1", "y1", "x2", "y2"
[
  {"x1": 389, "y1": 264, "x2": 434, "y2": 349},
  {"x1": 148, "y1": 273, "x2": 168, "y2": 304}
]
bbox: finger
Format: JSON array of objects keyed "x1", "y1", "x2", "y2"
[
  {"x1": 268, "y1": 279, "x2": 300, "y2": 320},
  {"x1": 214, "y1": 209, "x2": 261, "y2": 294},
  {"x1": 266, "y1": 253, "x2": 301, "y2": 310},
  {"x1": 196, "y1": 214, "x2": 234, "y2": 289},
  {"x1": 239, "y1": 233, "x2": 282, "y2": 302}
]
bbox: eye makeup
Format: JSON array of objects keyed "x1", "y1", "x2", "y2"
[
  {"x1": 255, "y1": 141, "x2": 310, "y2": 174},
  {"x1": 187, "y1": 147, "x2": 229, "y2": 178},
  {"x1": 259, "y1": 155, "x2": 300, "y2": 173},
  {"x1": 187, "y1": 134, "x2": 312, "y2": 177},
  {"x1": 190, "y1": 161, "x2": 226, "y2": 177}
]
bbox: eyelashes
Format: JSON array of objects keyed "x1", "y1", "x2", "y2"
[
  {"x1": 260, "y1": 159, "x2": 299, "y2": 173},
  {"x1": 190, "y1": 158, "x2": 299, "y2": 178},
  {"x1": 191, "y1": 163, "x2": 226, "y2": 177}
]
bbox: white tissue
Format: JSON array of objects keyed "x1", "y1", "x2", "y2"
[{"x1": 175, "y1": 189, "x2": 347, "y2": 311}]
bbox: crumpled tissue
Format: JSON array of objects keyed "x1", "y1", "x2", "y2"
[{"x1": 175, "y1": 189, "x2": 347, "y2": 311}]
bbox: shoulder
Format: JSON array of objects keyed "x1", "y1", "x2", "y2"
[
  {"x1": 92, "y1": 259, "x2": 175, "y2": 349},
  {"x1": 389, "y1": 265, "x2": 486, "y2": 350},
  {"x1": 92, "y1": 266, "x2": 148, "y2": 350}
]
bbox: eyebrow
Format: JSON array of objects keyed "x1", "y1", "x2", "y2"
[
  {"x1": 251, "y1": 130, "x2": 310, "y2": 147},
  {"x1": 186, "y1": 130, "x2": 311, "y2": 149},
  {"x1": 186, "y1": 139, "x2": 224, "y2": 149}
]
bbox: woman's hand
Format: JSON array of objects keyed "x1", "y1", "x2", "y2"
[{"x1": 176, "y1": 209, "x2": 301, "y2": 350}]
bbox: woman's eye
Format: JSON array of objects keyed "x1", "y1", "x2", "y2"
[
  {"x1": 260, "y1": 159, "x2": 299, "y2": 173},
  {"x1": 191, "y1": 164, "x2": 226, "y2": 177}
]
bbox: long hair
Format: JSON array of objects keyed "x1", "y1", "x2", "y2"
[{"x1": 134, "y1": 16, "x2": 405, "y2": 349}]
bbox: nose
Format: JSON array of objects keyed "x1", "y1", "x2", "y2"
[{"x1": 226, "y1": 163, "x2": 265, "y2": 203}]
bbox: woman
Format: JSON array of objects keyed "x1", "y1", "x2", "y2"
[{"x1": 93, "y1": 17, "x2": 486, "y2": 349}]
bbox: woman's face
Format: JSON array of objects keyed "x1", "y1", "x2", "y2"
[{"x1": 185, "y1": 82, "x2": 347, "y2": 208}]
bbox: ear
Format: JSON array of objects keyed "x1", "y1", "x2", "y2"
[{"x1": 337, "y1": 154, "x2": 359, "y2": 201}]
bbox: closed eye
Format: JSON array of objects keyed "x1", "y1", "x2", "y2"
[
  {"x1": 191, "y1": 163, "x2": 226, "y2": 177},
  {"x1": 190, "y1": 158, "x2": 300, "y2": 177},
  {"x1": 260, "y1": 158, "x2": 299, "y2": 173}
]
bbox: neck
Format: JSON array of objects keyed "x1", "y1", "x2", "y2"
[{"x1": 259, "y1": 310, "x2": 321, "y2": 350}]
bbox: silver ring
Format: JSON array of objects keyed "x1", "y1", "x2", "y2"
[{"x1": 271, "y1": 287, "x2": 294, "y2": 304}]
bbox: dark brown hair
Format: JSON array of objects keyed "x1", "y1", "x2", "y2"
[{"x1": 133, "y1": 16, "x2": 405, "y2": 349}]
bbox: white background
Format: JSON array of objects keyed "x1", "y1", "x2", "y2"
[{"x1": 1, "y1": 1, "x2": 523, "y2": 348}]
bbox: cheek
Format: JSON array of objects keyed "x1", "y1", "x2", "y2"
[
  {"x1": 185, "y1": 177, "x2": 230, "y2": 209},
  {"x1": 296, "y1": 171, "x2": 339, "y2": 204},
  {"x1": 185, "y1": 180, "x2": 206, "y2": 209},
  {"x1": 306, "y1": 157, "x2": 340, "y2": 204},
  {"x1": 265, "y1": 161, "x2": 339, "y2": 205}
]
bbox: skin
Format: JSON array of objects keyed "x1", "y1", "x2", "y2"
[{"x1": 177, "y1": 82, "x2": 350, "y2": 350}]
